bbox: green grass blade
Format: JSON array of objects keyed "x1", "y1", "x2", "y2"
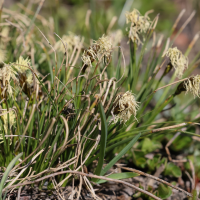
[
  {"x1": 0, "y1": 153, "x2": 23, "y2": 198},
  {"x1": 96, "y1": 172, "x2": 139, "y2": 184},
  {"x1": 100, "y1": 133, "x2": 141, "y2": 177},
  {"x1": 94, "y1": 102, "x2": 107, "y2": 177}
]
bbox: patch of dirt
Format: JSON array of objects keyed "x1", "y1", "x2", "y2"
[{"x1": 5, "y1": 177, "x2": 189, "y2": 200}]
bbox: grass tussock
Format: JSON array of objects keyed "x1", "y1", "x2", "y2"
[{"x1": 0, "y1": 1, "x2": 200, "y2": 199}]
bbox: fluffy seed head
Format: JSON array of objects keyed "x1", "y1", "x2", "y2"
[
  {"x1": 184, "y1": 75, "x2": 200, "y2": 98},
  {"x1": 94, "y1": 34, "x2": 112, "y2": 60},
  {"x1": 26, "y1": 73, "x2": 34, "y2": 88},
  {"x1": 81, "y1": 34, "x2": 112, "y2": 67},
  {"x1": 0, "y1": 110, "x2": 16, "y2": 134},
  {"x1": 112, "y1": 91, "x2": 139, "y2": 124},
  {"x1": 54, "y1": 32, "x2": 81, "y2": 53},
  {"x1": 163, "y1": 47, "x2": 188, "y2": 79},
  {"x1": 13, "y1": 56, "x2": 31, "y2": 73},
  {"x1": 0, "y1": 64, "x2": 17, "y2": 98},
  {"x1": 125, "y1": 9, "x2": 151, "y2": 45},
  {"x1": 81, "y1": 48, "x2": 97, "y2": 67}
]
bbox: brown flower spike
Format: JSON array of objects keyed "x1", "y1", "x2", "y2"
[{"x1": 111, "y1": 91, "x2": 139, "y2": 124}]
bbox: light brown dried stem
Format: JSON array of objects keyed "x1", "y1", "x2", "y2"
[
  {"x1": 147, "y1": 165, "x2": 165, "y2": 188},
  {"x1": 105, "y1": 81, "x2": 116, "y2": 113},
  {"x1": 4, "y1": 170, "x2": 162, "y2": 200},
  {"x1": 57, "y1": 135, "x2": 100, "y2": 187},
  {"x1": 185, "y1": 171, "x2": 193, "y2": 192},
  {"x1": 172, "y1": 9, "x2": 186, "y2": 32},
  {"x1": 12, "y1": 118, "x2": 56, "y2": 172},
  {"x1": 17, "y1": 186, "x2": 22, "y2": 200},
  {"x1": 162, "y1": 37, "x2": 170, "y2": 56},
  {"x1": 120, "y1": 166, "x2": 194, "y2": 199},
  {"x1": 102, "y1": 77, "x2": 116, "y2": 106},
  {"x1": 185, "y1": 32, "x2": 200, "y2": 56},
  {"x1": 85, "y1": 9, "x2": 92, "y2": 29},
  {"x1": 55, "y1": 77, "x2": 76, "y2": 102},
  {"x1": 17, "y1": 3, "x2": 49, "y2": 26},
  {"x1": 67, "y1": 37, "x2": 84, "y2": 80},
  {"x1": 36, "y1": 26, "x2": 57, "y2": 74},
  {"x1": 54, "y1": 32, "x2": 68, "y2": 77},
  {"x1": 149, "y1": 123, "x2": 187, "y2": 133},
  {"x1": 154, "y1": 77, "x2": 188, "y2": 92},
  {"x1": 76, "y1": 175, "x2": 83, "y2": 200},
  {"x1": 171, "y1": 10, "x2": 196, "y2": 46},
  {"x1": 3, "y1": 135, "x2": 37, "y2": 140},
  {"x1": 106, "y1": 16, "x2": 117, "y2": 34},
  {"x1": 189, "y1": 159, "x2": 195, "y2": 190},
  {"x1": 0, "y1": 98, "x2": 5, "y2": 104},
  {"x1": 8, "y1": 149, "x2": 44, "y2": 188},
  {"x1": 59, "y1": 116, "x2": 69, "y2": 153},
  {"x1": 5, "y1": 19, "x2": 26, "y2": 49},
  {"x1": 22, "y1": 97, "x2": 29, "y2": 119}
]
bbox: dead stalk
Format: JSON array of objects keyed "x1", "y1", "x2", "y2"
[{"x1": 5, "y1": 170, "x2": 162, "y2": 200}]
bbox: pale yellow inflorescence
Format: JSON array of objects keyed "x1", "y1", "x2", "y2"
[
  {"x1": 184, "y1": 75, "x2": 200, "y2": 98},
  {"x1": 0, "y1": 110, "x2": 16, "y2": 134},
  {"x1": 54, "y1": 32, "x2": 81, "y2": 54},
  {"x1": 13, "y1": 56, "x2": 31, "y2": 73},
  {"x1": 163, "y1": 47, "x2": 188, "y2": 79},
  {"x1": 112, "y1": 91, "x2": 139, "y2": 124},
  {"x1": 125, "y1": 9, "x2": 151, "y2": 45},
  {"x1": 81, "y1": 34, "x2": 112, "y2": 67},
  {"x1": 0, "y1": 64, "x2": 17, "y2": 97},
  {"x1": 94, "y1": 34, "x2": 112, "y2": 60},
  {"x1": 81, "y1": 48, "x2": 96, "y2": 67},
  {"x1": 26, "y1": 73, "x2": 34, "y2": 88}
]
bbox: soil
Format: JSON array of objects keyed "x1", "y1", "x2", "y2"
[{"x1": 5, "y1": 177, "x2": 189, "y2": 200}]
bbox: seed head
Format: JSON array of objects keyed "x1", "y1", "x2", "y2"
[
  {"x1": 111, "y1": 91, "x2": 139, "y2": 124},
  {"x1": 81, "y1": 48, "x2": 97, "y2": 67},
  {"x1": 26, "y1": 73, "x2": 34, "y2": 87},
  {"x1": 54, "y1": 32, "x2": 81, "y2": 54},
  {"x1": 0, "y1": 110, "x2": 16, "y2": 134},
  {"x1": 81, "y1": 34, "x2": 112, "y2": 67},
  {"x1": 0, "y1": 64, "x2": 17, "y2": 98},
  {"x1": 163, "y1": 47, "x2": 188, "y2": 79},
  {"x1": 125, "y1": 9, "x2": 151, "y2": 45},
  {"x1": 94, "y1": 34, "x2": 112, "y2": 60},
  {"x1": 13, "y1": 56, "x2": 31, "y2": 74},
  {"x1": 184, "y1": 75, "x2": 200, "y2": 98}
]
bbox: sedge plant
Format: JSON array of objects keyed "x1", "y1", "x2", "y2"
[{"x1": 0, "y1": 1, "x2": 200, "y2": 199}]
